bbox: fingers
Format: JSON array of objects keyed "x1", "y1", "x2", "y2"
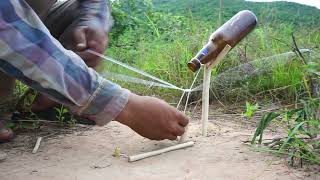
[
  {"x1": 73, "y1": 27, "x2": 88, "y2": 51},
  {"x1": 178, "y1": 113, "x2": 189, "y2": 127},
  {"x1": 167, "y1": 127, "x2": 184, "y2": 140},
  {"x1": 167, "y1": 135, "x2": 178, "y2": 141},
  {"x1": 173, "y1": 125, "x2": 185, "y2": 136},
  {"x1": 168, "y1": 120, "x2": 186, "y2": 139},
  {"x1": 165, "y1": 106, "x2": 189, "y2": 140},
  {"x1": 167, "y1": 111, "x2": 189, "y2": 140}
]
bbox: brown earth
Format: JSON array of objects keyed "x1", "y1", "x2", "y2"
[{"x1": 0, "y1": 107, "x2": 319, "y2": 180}]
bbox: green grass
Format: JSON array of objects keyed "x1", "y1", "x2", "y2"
[
  {"x1": 251, "y1": 98, "x2": 320, "y2": 165},
  {"x1": 105, "y1": 0, "x2": 320, "y2": 103}
]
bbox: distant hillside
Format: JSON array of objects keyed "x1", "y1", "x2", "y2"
[{"x1": 152, "y1": 0, "x2": 320, "y2": 27}]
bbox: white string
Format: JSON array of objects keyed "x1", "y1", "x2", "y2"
[
  {"x1": 88, "y1": 50, "x2": 181, "y2": 90},
  {"x1": 102, "y1": 72, "x2": 185, "y2": 90},
  {"x1": 89, "y1": 50, "x2": 203, "y2": 93},
  {"x1": 176, "y1": 91, "x2": 186, "y2": 109},
  {"x1": 176, "y1": 66, "x2": 201, "y2": 143},
  {"x1": 88, "y1": 49, "x2": 203, "y2": 116},
  {"x1": 176, "y1": 69, "x2": 202, "y2": 111},
  {"x1": 182, "y1": 68, "x2": 201, "y2": 113}
]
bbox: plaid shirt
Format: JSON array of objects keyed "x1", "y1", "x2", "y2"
[{"x1": 0, "y1": 0, "x2": 129, "y2": 125}]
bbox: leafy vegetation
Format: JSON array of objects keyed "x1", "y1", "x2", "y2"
[
  {"x1": 54, "y1": 106, "x2": 75, "y2": 127},
  {"x1": 243, "y1": 101, "x2": 259, "y2": 118},
  {"x1": 252, "y1": 98, "x2": 320, "y2": 165}
]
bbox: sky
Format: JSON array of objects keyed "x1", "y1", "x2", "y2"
[{"x1": 245, "y1": 0, "x2": 320, "y2": 9}]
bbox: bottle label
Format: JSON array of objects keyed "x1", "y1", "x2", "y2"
[
  {"x1": 196, "y1": 47, "x2": 209, "y2": 62},
  {"x1": 200, "y1": 47, "x2": 209, "y2": 56}
]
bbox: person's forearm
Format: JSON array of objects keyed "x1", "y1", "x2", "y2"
[
  {"x1": 77, "y1": 0, "x2": 113, "y2": 32},
  {"x1": 0, "y1": 1, "x2": 128, "y2": 125}
]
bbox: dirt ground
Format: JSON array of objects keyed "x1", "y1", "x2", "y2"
[{"x1": 0, "y1": 107, "x2": 319, "y2": 180}]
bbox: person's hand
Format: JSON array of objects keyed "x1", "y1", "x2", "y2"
[
  {"x1": 59, "y1": 25, "x2": 108, "y2": 68},
  {"x1": 115, "y1": 93, "x2": 189, "y2": 140}
]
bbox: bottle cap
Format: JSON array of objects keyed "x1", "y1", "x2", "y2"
[{"x1": 187, "y1": 58, "x2": 201, "y2": 72}]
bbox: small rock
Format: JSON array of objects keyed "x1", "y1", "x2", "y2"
[
  {"x1": 304, "y1": 173, "x2": 311, "y2": 177},
  {"x1": 63, "y1": 146, "x2": 72, "y2": 149},
  {"x1": 272, "y1": 161, "x2": 281, "y2": 165},
  {"x1": 30, "y1": 170, "x2": 38, "y2": 174}
]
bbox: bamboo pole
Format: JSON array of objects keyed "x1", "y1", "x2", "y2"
[
  {"x1": 128, "y1": 141, "x2": 195, "y2": 162},
  {"x1": 201, "y1": 0, "x2": 226, "y2": 136},
  {"x1": 201, "y1": 67, "x2": 211, "y2": 136},
  {"x1": 201, "y1": 45, "x2": 232, "y2": 136}
]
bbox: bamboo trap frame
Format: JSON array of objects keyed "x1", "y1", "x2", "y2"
[{"x1": 128, "y1": 45, "x2": 232, "y2": 162}]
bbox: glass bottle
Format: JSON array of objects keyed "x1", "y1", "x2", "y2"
[{"x1": 187, "y1": 10, "x2": 258, "y2": 72}]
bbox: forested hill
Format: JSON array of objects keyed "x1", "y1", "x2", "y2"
[{"x1": 152, "y1": 0, "x2": 320, "y2": 27}]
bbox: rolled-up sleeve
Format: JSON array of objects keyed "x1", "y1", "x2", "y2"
[{"x1": 0, "y1": 0, "x2": 129, "y2": 125}]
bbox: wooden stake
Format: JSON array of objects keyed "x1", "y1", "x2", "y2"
[
  {"x1": 201, "y1": 45, "x2": 232, "y2": 136},
  {"x1": 128, "y1": 141, "x2": 195, "y2": 162},
  {"x1": 202, "y1": 66, "x2": 212, "y2": 136}
]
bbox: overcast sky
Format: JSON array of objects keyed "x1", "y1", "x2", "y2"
[{"x1": 246, "y1": 0, "x2": 320, "y2": 9}]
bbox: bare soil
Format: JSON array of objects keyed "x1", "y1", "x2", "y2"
[{"x1": 0, "y1": 107, "x2": 319, "y2": 180}]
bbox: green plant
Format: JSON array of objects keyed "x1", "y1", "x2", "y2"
[
  {"x1": 251, "y1": 98, "x2": 320, "y2": 165},
  {"x1": 243, "y1": 101, "x2": 259, "y2": 119},
  {"x1": 54, "y1": 106, "x2": 69, "y2": 126}
]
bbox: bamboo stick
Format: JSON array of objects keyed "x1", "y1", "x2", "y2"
[
  {"x1": 201, "y1": 45, "x2": 232, "y2": 136},
  {"x1": 128, "y1": 141, "x2": 195, "y2": 162},
  {"x1": 202, "y1": 66, "x2": 212, "y2": 136}
]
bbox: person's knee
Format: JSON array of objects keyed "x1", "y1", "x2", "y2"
[{"x1": 0, "y1": 72, "x2": 15, "y2": 98}]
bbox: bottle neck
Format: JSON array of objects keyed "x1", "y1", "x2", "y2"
[
  {"x1": 195, "y1": 42, "x2": 216, "y2": 62},
  {"x1": 187, "y1": 42, "x2": 216, "y2": 72}
]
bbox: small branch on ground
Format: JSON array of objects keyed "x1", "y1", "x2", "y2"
[{"x1": 32, "y1": 137, "x2": 42, "y2": 154}]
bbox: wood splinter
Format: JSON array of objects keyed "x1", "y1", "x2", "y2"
[
  {"x1": 32, "y1": 137, "x2": 43, "y2": 154},
  {"x1": 128, "y1": 141, "x2": 195, "y2": 162}
]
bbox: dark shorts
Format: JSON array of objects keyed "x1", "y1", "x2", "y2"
[{"x1": 43, "y1": 0, "x2": 80, "y2": 39}]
